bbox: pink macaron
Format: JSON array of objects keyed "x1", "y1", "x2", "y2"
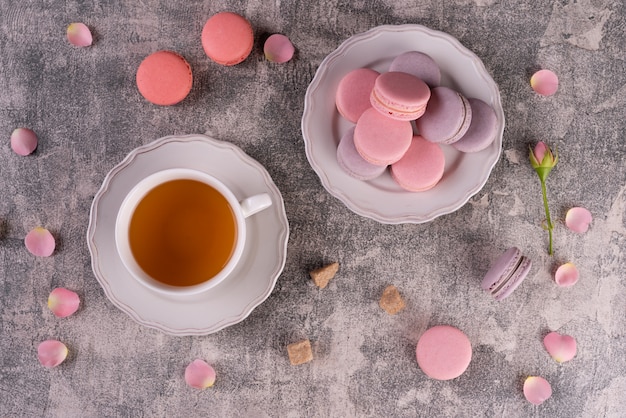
[
  {"x1": 453, "y1": 98, "x2": 498, "y2": 153},
  {"x1": 136, "y1": 50, "x2": 193, "y2": 106},
  {"x1": 335, "y1": 68, "x2": 380, "y2": 123},
  {"x1": 389, "y1": 51, "x2": 441, "y2": 87},
  {"x1": 416, "y1": 325, "x2": 472, "y2": 380},
  {"x1": 201, "y1": 12, "x2": 254, "y2": 66},
  {"x1": 390, "y1": 136, "x2": 445, "y2": 192},
  {"x1": 353, "y1": 108, "x2": 413, "y2": 166},
  {"x1": 481, "y1": 247, "x2": 532, "y2": 301},
  {"x1": 370, "y1": 72, "x2": 431, "y2": 121},
  {"x1": 337, "y1": 127, "x2": 387, "y2": 180},
  {"x1": 416, "y1": 86, "x2": 472, "y2": 144}
]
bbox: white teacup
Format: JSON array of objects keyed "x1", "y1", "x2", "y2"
[{"x1": 115, "y1": 168, "x2": 272, "y2": 296}]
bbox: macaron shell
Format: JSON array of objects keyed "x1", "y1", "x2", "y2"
[
  {"x1": 389, "y1": 51, "x2": 441, "y2": 87},
  {"x1": 354, "y1": 108, "x2": 413, "y2": 165},
  {"x1": 202, "y1": 12, "x2": 254, "y2": 66},
  {"x1": 452, "y1": 98, "x2": 498, "y2": 153},
  {"x1": 416, "y1": 325, "x2": 472, "y2": 380},
  {"x1": 337, "y1": 127, "x2": 388, "y2": 180},
  {"x1": 335, "y1": 68, "x2": 380, "y2": 123},
  {"x1": 370, "y1": 72, "x2": 431, "y2": 121},
  {"x1": 390, "y1": 135, "x2": 445, "y2": 192},
  {"x1": 416, "y1": 86, "x2": 472, "y2": 144},
  {"x1": 136, "y1": 50, "x2": 193, "y2": 106}
]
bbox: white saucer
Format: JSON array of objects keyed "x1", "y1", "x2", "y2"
[
  {"x1": 302, "y1": 24, "x2": 504, "y2": 224},
  {"x1": 87, "y1": 134, "x2": 289, "y2": 336}
]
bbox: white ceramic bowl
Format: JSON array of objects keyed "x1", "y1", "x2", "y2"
[{"x1": 302, "y1": 24, "x2": 504, "y2": 224}]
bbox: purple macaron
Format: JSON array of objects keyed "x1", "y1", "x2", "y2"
[
  {"x1": 389, "y1": 51, "x2": 441, "y2": 88},
  {"x1": 452, "y1": 98, "x2": 498, "y2": 153},
  {"x1": 337, "y1": 127, "x2": 387, "y2": 180},
  {"x1": 415, "y1": 86, "x2": 472, "y2": 145},
  {"x1": 481, "y1": 247, "x2": 532, "y2": 301}
]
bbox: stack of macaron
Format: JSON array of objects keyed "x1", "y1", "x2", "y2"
[{"x1": 335, "y1": 50, "x2": 498, "y2": 192}]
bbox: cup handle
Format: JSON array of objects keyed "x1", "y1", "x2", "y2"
[{"x1": 240, "y1": 193, "x2": 272, "y2": 218}]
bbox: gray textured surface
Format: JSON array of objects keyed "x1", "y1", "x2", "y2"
[{"x1": 1, "y1": 1, "x2": 625, "y2": 417}]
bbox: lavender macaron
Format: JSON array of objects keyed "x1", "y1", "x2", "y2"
[
  {"x1": 452, "y1": 98, "x2": 498, "y2": 153},
  {"x1": 337, "y1": 127, "x2": 387, "y2": 181},
  {"x1": 415, "y1": 86, "x2": 472, "y2": 145},
  {"x1": 481, "y1": 247, "x2": 532, "y2": 301},
  {"x1": 389, "y1": 51, "x2": 441, "y2": 88}
]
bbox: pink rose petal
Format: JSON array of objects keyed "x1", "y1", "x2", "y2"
[
  {"x1": 264, "y1": 34, "x2": 295, "y2": 63},
  {"x1": 25, "y1": 227, "x2": 56, "y2": 257},
  {"x1": 185, "y1": 359, "x2": 216, "y2": 389},
  {"x1": 48, "y1": 288, "x2": 80, "y2": 318},
  {"x1": 565, "y1": 207, "x2": 592, "y2": 233},
  {"x1": 555, "y1": 262, "x2": 579, "y2": 287},
  {"x1": 67, "y1": 23, "x2": 93, "y2": 47},
  {"x1": 532, "y1": 141, "x2": 548, "y2": 163},
  {"x1": 10, "y1": 128, "x2": 38, "y2": 156},
  {"x1": 38, "y1": 340, "x2": 68, "y2": 368},
  {"x1": 530, "y1": 69, "x2": 559, "y2": 96},
  {"x1": 523, "y1": 376, "x2": 552, "y2": 405},
  {"x1": 543, "y1": 331, "x2": 577, "y2": 363}
]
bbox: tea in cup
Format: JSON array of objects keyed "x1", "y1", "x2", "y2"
[{"x1": 115, "y1": 168, "x2": 271, "y2": 295}]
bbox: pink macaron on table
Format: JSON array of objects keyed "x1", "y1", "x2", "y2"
[{"x1": 302, "y1": 24, "x2": 504, "y2": 223}]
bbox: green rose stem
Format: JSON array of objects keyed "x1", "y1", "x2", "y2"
[
  {"x1": 529, "y1": 142, "x2": 558, "y2": 256},
  {"x1": 540, "y1": 175, "x2": 554, "y2": 255}
]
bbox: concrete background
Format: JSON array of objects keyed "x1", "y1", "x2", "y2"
[{"x1": 1, "y1": 0, "x2": 625, "y2": 417}]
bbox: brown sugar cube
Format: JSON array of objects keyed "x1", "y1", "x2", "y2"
[
  {"x1": 287, "y1": 339, "x2": 313, "y2": 365},
  {"x1": 309, "y1": 262, "x2": 339, "y2": 289},
  {"x1": 379, "y1": 285, "x2": 406, "y2": 315}
]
